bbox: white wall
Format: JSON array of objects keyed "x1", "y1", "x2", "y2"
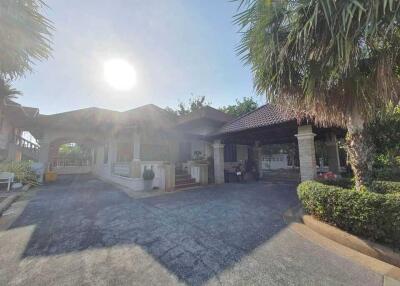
[{"x1": 92, "y1": 139, "x2": 167, "y2": 192}]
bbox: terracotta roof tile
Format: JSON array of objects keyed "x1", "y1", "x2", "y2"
[{"x1": 217, "y1": 104, "x2": 295, "y2": 134}]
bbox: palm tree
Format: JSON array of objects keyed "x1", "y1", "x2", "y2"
[
  {"x1": 0, "y1": 0, "x2": 53, "y2": 80},
  {"x1": 0, "y1": 79, "x2": 21, "y2": 101},
  {"x1": 235, "y1": 0, "x2": 400, "y2": 190}
]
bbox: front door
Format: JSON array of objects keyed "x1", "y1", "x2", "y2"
[{"x1": 179, "y1": 141, "x2": 191, "y2": 162}]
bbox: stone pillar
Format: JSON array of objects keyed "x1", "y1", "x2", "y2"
[
  {"x1": 38, "y1": 141, "x2": 50, "y2": 171},
  {"x1": 109, "y1": 139, "x2": 117, "y2": 175},
  {"x1": 325, "y1": 132, "x2": 341, "y2": 174},
  {"x1": 254, "y1": 141, "x2": 262, "y2": 179},
  {"x1": 131, "y1": 132, "x2": 141, "y2": 178},
  {"x1": 213, "y1": 140, "x2": 225, "y2": 184},
  {"x1": 164, "y1": 163, "x2": 175, "y2": 192},
  {"x1": 296, "y1": 125, "x2": 317, "y2": 181}
]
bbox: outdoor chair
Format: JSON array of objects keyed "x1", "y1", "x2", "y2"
[{"x1": 0, "y1": 172, "x2": 15, "y2": 191}]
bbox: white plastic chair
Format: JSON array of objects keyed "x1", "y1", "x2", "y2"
[{"x1": 0, "y1": 172, "x2": 14, "y2": 191}]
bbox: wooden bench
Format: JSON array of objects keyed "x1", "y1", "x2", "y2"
[{"x1": 0, "y1": 172, "x2": 14, "y2": 191}]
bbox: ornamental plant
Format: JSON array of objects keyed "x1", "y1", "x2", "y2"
[{"x1": 142, "y1": 166, "x2": 155, "y2": 181}]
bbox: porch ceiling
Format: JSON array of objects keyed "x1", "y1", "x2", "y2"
[
  {"x1": 216, "y1": 121, "x2": 346, "y2": 146},
  {"x1": 218, "y1": 121, "x2": 299, "y2": 145}
]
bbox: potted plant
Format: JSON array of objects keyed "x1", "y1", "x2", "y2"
[{"x1": 142, "y1": 166, "x2": 155, "y2": 191}]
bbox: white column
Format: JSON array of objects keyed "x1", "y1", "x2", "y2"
[
  {"x1": 326, "y1": 132, "x2": 341, "y2": 174},
  {"x1": 38, "y1": 141, "x2": 50, "y2": 171},
  {"x1": 133, "y1": 132, "x2": 140, "y2": 160},
  {"x1": 109, "y1": 139, "x2": 117, "y2": 175},
  {"x1": 296, "y1": 125, "x2": 317, "y2": 181},
  {"x1": 131, "y1": 132, "x2": 141, "y2": 178},
  {"x1": 213, "y1": 140, "x2": 225, "y2": 184},
  {"x1": 254, "y1": 141, "x2": 262, "y2": 179}
]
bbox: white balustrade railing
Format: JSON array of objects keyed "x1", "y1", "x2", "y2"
[{"x1": 112, "y1": 162, "x2": 131, "y2": 177}]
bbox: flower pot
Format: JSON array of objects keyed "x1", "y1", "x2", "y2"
[{"x1": 143, "y1": 179, "x2": 153, "y2": 191}]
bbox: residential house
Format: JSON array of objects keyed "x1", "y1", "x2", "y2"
[{"x1": 19, "y1": 103, "x2": 344, "y2": 191}]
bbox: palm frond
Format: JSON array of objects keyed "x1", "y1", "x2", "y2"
[
  {"x1": 0, "y1": 0, "x2": 54, "y2": 80},
  {"x1": 234, "y1": 0, "x2": 400, "y2": 127}
]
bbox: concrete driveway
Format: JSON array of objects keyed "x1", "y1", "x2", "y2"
[{"x1": 0, "y1": 175, "x2": 385, "y2": 285}]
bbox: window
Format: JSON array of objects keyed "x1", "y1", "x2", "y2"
[
  {"x1": 116, "y1": 142, "x2": 133, "y2": 162},
  {"x1": 141, "y1": 144, "x2": 169, "y2": 161},
  {"x1": 224, "y1": 144, "x2": 237, "y2": 162},
  {"x1": 93, "y1": 149, "x2": 97, "y2": 164},
  {"x1": 103, "y1": 144, "x2": 109, "y2": 164}
]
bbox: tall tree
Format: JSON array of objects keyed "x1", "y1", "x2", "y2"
[
  {"x1": 0, "y1": 0, "x2": 53, "y2": 104},
  {"x1": 235, "y1": 0, "x2": 400, "y2": 190},
  {"x1": 220, "y1": 96, "x2": 258, "y2": 117},
  {"x1": 165, "y1": 95, "x2": 211, "y2": 116}
]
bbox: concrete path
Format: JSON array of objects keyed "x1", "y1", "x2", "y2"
[{"x1": 0, "y1": 175, "x2": 388, "y2": 285}]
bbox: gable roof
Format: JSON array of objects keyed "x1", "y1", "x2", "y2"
[
  {"x1": 34, "y1": 104, "x2": 178, "y2": 132},
  {"x1": 177, "y1": 106, "x2": 233, "y2": 125},
  {"x1": 216, "y1": 104, "x2": 295, "y2": 135}
]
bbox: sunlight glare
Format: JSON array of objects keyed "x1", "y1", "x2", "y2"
[{"x1": 103, "y1": 59, "x2": 137, "y2": 91}]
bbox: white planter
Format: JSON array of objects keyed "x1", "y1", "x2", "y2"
[{"x1": 143, "y1": 179, "x2": 153, "y2": 191}]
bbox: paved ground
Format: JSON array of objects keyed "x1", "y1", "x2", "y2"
[{"x1": 0, "y1": 175, "x2": 386, "y2": 285}]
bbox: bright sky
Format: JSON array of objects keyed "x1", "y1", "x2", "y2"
[{"x1": 14, "y1": 0, "x2": 263, "y2": 115}]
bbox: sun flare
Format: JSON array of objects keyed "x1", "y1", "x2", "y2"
[{"x1": 103, "y1": 59, "x2": 137, "y2": 91}]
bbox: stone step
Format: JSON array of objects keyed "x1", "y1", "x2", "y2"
[
  {"x1": 175, "y1": 178, "x2": 196, "y2": 185},
  {"x1": 175, "y1": 173, "x2": 191, "y2": 180},
  {"x1": 175, "y1": 182, "x2": 200, "y2": 190}
]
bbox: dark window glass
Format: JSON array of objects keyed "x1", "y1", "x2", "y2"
[
  {"x1": 224, "y1": 144, "x2": 237, "y2": 162},
  {"x1": 93, "y1": 149, "x2": 97, "y2": 164}
]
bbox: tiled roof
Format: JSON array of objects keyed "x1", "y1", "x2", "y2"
[
  {"x1": 177, "y1": 106, "x2": 233, "y2": 125},
  {"x1": 36, "y1": 104, "x2": 177, "y2": 130},
  {"x1": 217, "y1": 104, "x2": 295, "y2": 134}
]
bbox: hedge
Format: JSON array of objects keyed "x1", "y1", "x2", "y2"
[
  {"x1": 298, "y1": 181, "x2": 400, "y2": 248},
  {"x1": 315, "y1": 177, "x2": 354, "y2": 189},
  {"x1": 370, "y1": 180, "x2": 400, "y2": 195}
]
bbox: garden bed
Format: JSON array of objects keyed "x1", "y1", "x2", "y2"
[{"x1": 297, "y1": 180, "x2": 400, "y2": 249}]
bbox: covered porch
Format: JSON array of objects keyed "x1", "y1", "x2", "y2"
[{"x1": 211, "y1": 105, "x2": 345, "y2": 184}]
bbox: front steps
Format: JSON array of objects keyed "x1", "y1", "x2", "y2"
[{"x1": 175, "y1": 171, "x2": 200, "y2": 191}]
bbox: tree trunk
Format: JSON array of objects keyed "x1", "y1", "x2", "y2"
[{"x1": 345, "y1": 109, "x2": 374, "y2": 191}]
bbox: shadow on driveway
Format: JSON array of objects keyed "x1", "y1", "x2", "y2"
[{"x1": 8, "y1": 175, "x2": 299, "y2": 285}]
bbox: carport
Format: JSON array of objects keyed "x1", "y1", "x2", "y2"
[{"x1": 210, "y1": 105, "x2": 345, "y2": 183}]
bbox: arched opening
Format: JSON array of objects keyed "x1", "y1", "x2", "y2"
[{"x1": 49, "y1": 138, "x2": 95, "y2": 175}]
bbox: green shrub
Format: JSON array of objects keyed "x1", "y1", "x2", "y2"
[
  {"x1": 0, "y1": 161, "x2": 38, "y2": 186},
  {"x1": 298, "y1": 181, "x2": 400, "y2": 248},
  {"x1": 316, "y1": 177, "x2": 354, "y2": 189},
  {"x1": 372, "y1": 168, "x2": 400, "y2": 181},
  {"x1": 370, "y1": 180, "x2": 400, "y2": 194}
]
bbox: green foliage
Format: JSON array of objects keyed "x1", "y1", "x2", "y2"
[
  {"x1": 0, "y1": 0, "x2": 53, "y2": 80},
  {"x1": 165, "y1": 95, "x2": 210, "y2": 116},
  {"x1": 0, "y1": 161, "x2": 38, "y2": 186},
  {"x1": 142, "y1": 166, "x2": 155, "y2": 181},
  {"x1": 57, "y1": 143, "x2": 91, "y2": 160},
  {"x1": 0, "y1": 79, "x2": 21, "y2": 101},
  {"x1": 370, "y1": 181, "x2": 400, "y2": 195},
  {"x1": 235, "y1": 0, "x2": 400, "y2": 126},
  {"x1": 373, "y1": 168, "x2": 400, "y2": 181},
  {"x1": 298, "y1": 181, "x2": 400, "y2": 248},
  {"x1": 315, "y1": 177, "x2": 354, "y2": 189},
  {"x1": 219, "y1": 97, "x2": 258, "y2": 117},
  {"x1": 368, "y1": 105, "x2": 400, "y2": 169}
]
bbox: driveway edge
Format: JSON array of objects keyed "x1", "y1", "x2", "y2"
[
  {"x1": 302, "y1": 215, "x2": 400, "y2": 269},
  {"x1": 290, "y1": 222, "x2": 400, "y2": 284},
  {"x1": 0, "y1": 194, "x2": 19, "y2": 216}
]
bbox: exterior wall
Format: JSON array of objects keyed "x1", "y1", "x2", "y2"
[
  {"x1": 92, "y1": 136, "x2": 169, "y2": 192},
  {"x1": 190, "y1": 140, "x2": 212, "y2": 159}
]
